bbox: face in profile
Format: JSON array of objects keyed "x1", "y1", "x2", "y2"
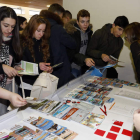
[
  {"x1": 20, "y1": 20, "x2": 27, "y2": 29},
  {"x1": 77, "y1": 16, "x2": 90, "y2": 32},
  {"x1": 33, "y1": 23, "x2": 46, "y2": 40},
  {"x1": 1, "y1": 17, "x2": 16, "y2": 37},
  {"x1": 112, "y1": 24, "x2": 124, "y2": 37}
]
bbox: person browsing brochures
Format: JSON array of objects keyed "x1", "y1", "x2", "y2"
[{"x1": 19, "y1": 15, "x2": 52, "y2": 97}]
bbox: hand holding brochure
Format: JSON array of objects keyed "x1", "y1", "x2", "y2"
[{"x1": 18, "y1": 60, "x2": 39, "y2": 75}]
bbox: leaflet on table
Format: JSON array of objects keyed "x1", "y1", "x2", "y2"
[
  {"x1": 90, "y1": 76, "x2": 139, "y2": 88},
  {"x1": 80, "y1": 113, "x2": 105, "y2": 130},
  {"x1": 30, "y1": 99, "x2": 62, "y2": 114},
  {"x1": 64, "y1": 84, "x2": 113, "y2": 106},
  {"x1": 18, "y1": 60, "x2": 39, "y2": 75},
  {"x1": 108, "y1": 102, "x2": 138, "y2": 117},
  {"x1": 0, "y1": 129, "x2": 11, "y2": 139},
  {"x1": 115, "y1": 88, "x2": 140, "y2": 100},
  {"x1": 23, "y1": 116, "x2": 78, "y2": 140}
]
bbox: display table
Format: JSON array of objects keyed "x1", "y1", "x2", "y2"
[{"x1": 0, "y1": 71, "x2": 140, "y2": 140}]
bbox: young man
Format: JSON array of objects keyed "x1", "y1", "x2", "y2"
[
  {"x1": 40, "y1": 4, "x2": 76, "y2": 88},
  {"x1": 87, "y1": 16, "x2": 129, "y2": 78},
  {"x1": 48, "y1": 3, "x2": 65, "y2": 18},
  {"x1": 65, "y1": 9, "x2": 95, "y2": 77},
  {"x1": 62, "y1": 10, "x2": 72, "y2": 25}
]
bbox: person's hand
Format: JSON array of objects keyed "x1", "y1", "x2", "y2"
[
  {"x1": 14, "y1": 65, "x2": 24, "y2": 76},
  {"x1": 9, "y1": 93, "x2": 27, "y2": 107},
  {"x1": 2, "y1": 64, "x2": 18, "y2": 77},
  {"x1": 101, "y1": 54, "x2": 110, "y2": 62},
  {"x1": 39, "y1": 63, "x2": 53, "y2": 73},
  {"x1": 108, "y1": 59, "x2": 117, "y2": 64},
  {"x1": 85, "y1": 58, "x2": 95, "y2": 67},
  {"x1": 133, "y1": 109, "x2": 140, "y2": 132}
]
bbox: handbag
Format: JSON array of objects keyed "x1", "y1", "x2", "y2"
[{"x1": 30, "y1": 72, "x2": 59, "y2": 99}]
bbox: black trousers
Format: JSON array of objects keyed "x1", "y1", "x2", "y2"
[{"x1": 106, "y1": 67, "x2": 118, "y2": 78}]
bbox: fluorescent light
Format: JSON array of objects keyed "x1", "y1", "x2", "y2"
[{"x1": 46, "y1": 5, "x2": 50, "y2": 7}]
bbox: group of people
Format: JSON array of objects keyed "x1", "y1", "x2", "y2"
[{"x1": 0, "y1": 3, "x2": 140, "y2": 133}]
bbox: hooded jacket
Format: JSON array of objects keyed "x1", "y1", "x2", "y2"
[
  {"x1": 87, "y1": 24, "x2": 123, "y2": 66},
  {"x1": 40, "y1": 11, "x2": 76, "y2": 88},
  {"x1": 65, "y1": 19, "x2": 93, "y2": 66}
]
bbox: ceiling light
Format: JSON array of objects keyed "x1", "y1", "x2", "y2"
[{"x1": 46, "y1": 5, "x2": 50, "y2": 7}]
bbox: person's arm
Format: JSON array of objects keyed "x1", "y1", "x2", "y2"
[
  {"x1": 0, "y1": 87, "x2": 27, "y2": 107},
  {"x1": 130, "y1": 43, "x2": 140, "y2": 83},
  {"x1": 87, "y1": 29, "x2": 104, "y2": 58},
  {"x1": 133, "y1": 109, "x2": 140, "y2": 132}
]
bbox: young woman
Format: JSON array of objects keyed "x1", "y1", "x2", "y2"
[
  {"x1": 124, "y1": 22, "x2": 140, "y2": 83},
  {"x1": 0, "y1": 6, "x2": 23, "y2": 115},
  {"x1": 19, "y1": 15, "x2": 52, "y2": 97},
  {"x1": 17, "y1": 16, "x2": 27, "y2": 34}
]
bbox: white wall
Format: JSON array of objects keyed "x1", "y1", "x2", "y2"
[{"x1": 64, "y1": 0, "x2": 140, "y2": 83}]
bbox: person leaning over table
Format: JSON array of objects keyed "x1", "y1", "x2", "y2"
[
  {"x1": 124, "y1": 22, "x2": 140, "y2": 83},
  {"x1": 87, "y1": 16, "x2": 129, "y2": 78},
  {"x1": 0, "y1": 87, "x2": 27, "y2": 108},
  {"x1": 0, "y1": 6, "x2": 23, "y2": 116},
  {"x1": 18, "y1": 15, "x2": 53, "y2": 97},
  {"x1": 40, "y1": 4, "x2": 77, "y2": 88},
  {"x1": 65, "y1": 9, "x2": 95, "y2": 78}
]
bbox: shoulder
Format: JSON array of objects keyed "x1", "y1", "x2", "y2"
[
  {"x1": 65, "y1": 19, "x2": 77, "y2": 34},
  {"x1": 130, "y1": 41, "x2": 140, "y2": 51}
]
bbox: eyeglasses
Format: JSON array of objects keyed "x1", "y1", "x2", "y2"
[{"x1": 124, "y1": 36, "x2": 128, "y2": 41}]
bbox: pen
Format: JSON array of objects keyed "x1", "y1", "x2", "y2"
[{"x1": 109, "y1": 102, "x2": 115, "y2": 110}]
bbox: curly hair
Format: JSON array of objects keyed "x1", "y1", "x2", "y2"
[{"x1": 20, "y1": 15, "x2": 50, "y2": 62}]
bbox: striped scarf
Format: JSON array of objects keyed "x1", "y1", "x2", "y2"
[{"x1": 0, "y1": 34, "x2": 12, "y2": 88}]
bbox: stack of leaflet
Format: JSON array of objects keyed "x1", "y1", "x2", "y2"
[
  {"x1": 88, "y1": 76, "x2": 139, "y2": 88},
  {"x1": 64, "y1": 81, "x2": 114, "y2": 106},
  {"x1": 0, "y1": 116, "x2": 78, "y2": 140},
  {"x1": 30, "y1": 99, "x2": 105, "y2": 130}
]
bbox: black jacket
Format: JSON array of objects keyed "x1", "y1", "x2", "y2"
[
  {"x1": 130, "y1": 41, "x2": 140, "y2": 83},
  {"x1": 65, "y1": 19, "x2": 93, "y2": 66},
  {"x1": 43, "y1": 11, "x2": 76, "y2": 88},
  {"x1": 87, "y1": 24, "x2": 123, "y2": 66},
  {"x1": 19, "y1": 39, "x2": 46, "y2": 86}
]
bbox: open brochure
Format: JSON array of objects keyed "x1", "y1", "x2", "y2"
[{"x1": 18, "y1": 60, "x2": 39, "y2": 75}]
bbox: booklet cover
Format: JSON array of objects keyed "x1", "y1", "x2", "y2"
[{"x1": 80, "y1": 113, "x2": 105, "y2": 129}]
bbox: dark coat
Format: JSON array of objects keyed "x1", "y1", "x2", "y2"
[
  {"x1": 87, "y1": 24, "x2": 123, "y2": 66},
  {"x1": 18, "y1": 38, "x2": 45, "y2": 86},
  {"x1": 41, "y1": 11, "x2": 77, "y2": 88},
  {"x1": 130, "y1": 41, "x2": 140, "y2": 83},
  {"x1": 65, "y1": 19, "x2": 93, "y2": 66}
]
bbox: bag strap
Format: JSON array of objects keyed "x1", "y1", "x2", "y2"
[{"x1": 20, "y1": 76, "x2": 25, "y2": 99}]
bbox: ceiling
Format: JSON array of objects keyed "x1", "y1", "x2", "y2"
[{"x1": 0, "y1": 0, "x2": 63, "y2": 9}]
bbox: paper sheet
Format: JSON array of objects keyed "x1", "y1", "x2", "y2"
[
  {"x1": 115, "y1": 89, "x2": 140, "y2": 100},
  {"x1": 108, "y1": 102, "x2": 138, "y2": 117}
]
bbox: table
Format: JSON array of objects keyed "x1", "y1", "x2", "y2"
[{"x1": 0, "y1": 71, "x2": 140, "y2": 140}]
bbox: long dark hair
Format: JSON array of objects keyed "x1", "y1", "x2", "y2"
[
  {"x1": 0, "y1": 6, "x2": 22, "y2": 62},
  {"x1": 125, "y1": 22, "x2": 140, "y2": 44},
  {"x1": 17, "y1": 16, "x2": 27, "y2": 31},
  {"x1": 21, "y1": 15, "x2": 50, "y2": 62}
]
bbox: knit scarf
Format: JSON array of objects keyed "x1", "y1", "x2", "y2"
[{"x1": 0, "y1": 34, "x2": 12, "y2": 88}]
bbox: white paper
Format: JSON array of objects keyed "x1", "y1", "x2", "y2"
[
  {"x1": 108, "y1": 102, "x2": 138, "y2": 117},
  {"x1": 115, "y1": 89, "x2": 140, "y2": 100}
]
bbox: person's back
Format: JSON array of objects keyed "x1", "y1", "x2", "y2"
[
  {"x1": 40, "y1": 4, "x2": 76, "y2": 88},
  {"x1": 87, "y1": 16, "x2": 129, "y2": 78}
]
